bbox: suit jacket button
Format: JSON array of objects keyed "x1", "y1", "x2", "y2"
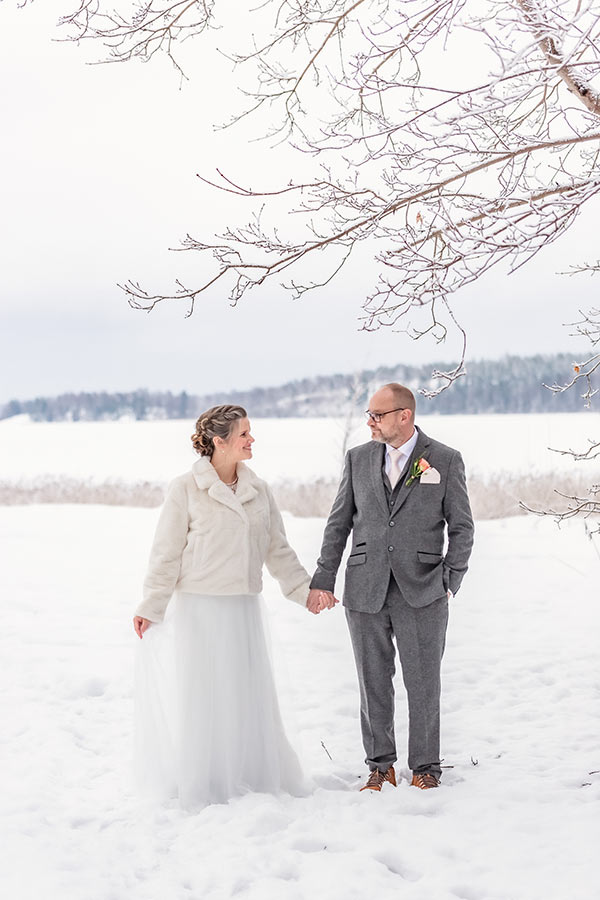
[
  {"x1": 388, "y1": 545, "x2": 394, "y2": 552},
  {"x1": 389, "y1": 521, "x2": 395, "y2": 526}
]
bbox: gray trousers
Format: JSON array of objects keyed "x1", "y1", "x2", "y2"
[{"x1": 345, "y1": 576, "x2": 448, "y2": 778}]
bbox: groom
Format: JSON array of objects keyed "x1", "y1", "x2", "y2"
[{"x1": 308, "y1": 383, "x2": 474, "y2": 791}]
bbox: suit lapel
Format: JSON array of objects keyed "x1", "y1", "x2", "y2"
[
  {"x1": 369, "y1": 441, "x2": 389, "y2": 517},
  {"x1": 390, "y1": 428, "x2": 431, "y2": 516}
]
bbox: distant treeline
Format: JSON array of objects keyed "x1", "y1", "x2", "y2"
[{"x1": 1, "y1": 353, "x2": 589, "y2": 421}]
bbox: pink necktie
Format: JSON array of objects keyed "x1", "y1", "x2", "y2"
[{"x1": 388, "y1": 448, "x2": 404, "y2": 489}]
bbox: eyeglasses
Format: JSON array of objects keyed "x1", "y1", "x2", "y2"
[{"x1": 365, "y1": 407, "x2": 407, "y2": 423}]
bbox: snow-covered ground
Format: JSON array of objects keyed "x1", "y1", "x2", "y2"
[
  {"x1": 1, "y1": 412, "x2": 598, "y2": 484},
  {"x1": 1, "y1": 503, "x2": 598, "y2": 900}
]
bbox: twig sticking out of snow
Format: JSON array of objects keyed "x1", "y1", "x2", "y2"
[{"x1": 321, "y1": 741, "x2": 333, "y2": 761}]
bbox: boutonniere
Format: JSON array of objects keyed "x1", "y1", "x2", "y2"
[{"x1": 405, "y1": 457, "x2": 431, "y2": 487}]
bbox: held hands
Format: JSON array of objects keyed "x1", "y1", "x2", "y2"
[
  {"x1": 307, "y1": 588, "x2": 339, "y2": 615},
  {"x1": 133, "y1": 616, "x2": 152, "y2": 639}
]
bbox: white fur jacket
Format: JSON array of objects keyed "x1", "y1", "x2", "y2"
[{"x1": 135, "y1": 456, "x2": 311, "y2": 622}]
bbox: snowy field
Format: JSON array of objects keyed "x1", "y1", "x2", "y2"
[
  {"x1": 1, "y1": 502, "x2": 599, "y2": 900},
  {"x1": 1, "y1": 412, "x2": 598, "y2": 485}
]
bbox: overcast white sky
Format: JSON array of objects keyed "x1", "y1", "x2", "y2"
[{"x1": 1, "y1": 0, "x2": 599, "y2": 405}]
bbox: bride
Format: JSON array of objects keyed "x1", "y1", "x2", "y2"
[{"x1": 133, "y1": 404, "x2": 323, "y2": 809}]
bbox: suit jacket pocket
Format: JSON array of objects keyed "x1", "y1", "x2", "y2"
[
  {"x1": 347, "y1": 553, "x2": 367, "y2": 566},
  {"x1": 417, "y1": 550, "x2": 443, "y2": 565}
]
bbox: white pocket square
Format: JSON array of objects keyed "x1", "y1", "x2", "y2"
[{"x1": 420, "y1": 466, "x2": 441, "y2": 484}]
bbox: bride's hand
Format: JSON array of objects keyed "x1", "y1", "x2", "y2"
[{"x1": 133, "y1": 616, "x2": 152, "y2": 639}]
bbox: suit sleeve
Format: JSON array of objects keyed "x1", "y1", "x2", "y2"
[
  {"x1": 442, "y1": 451, "x2": 474, "y2": 595},
  {"x1": 135, "y1": 479, "x2": 189, "y2": 623},
  {"x1": 310, "y1": 451, "x2": 356, "y2": 592},
  {"x1": 264, "y1": 485, "x2": 311, "y2": 606}
]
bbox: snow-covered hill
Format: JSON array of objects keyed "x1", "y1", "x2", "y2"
[{"x1": 0, "y1": 353, "x2": 590, "y2": 421}]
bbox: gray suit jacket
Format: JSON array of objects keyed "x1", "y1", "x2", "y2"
[{"x1": 310, "y1": 427, "x2": 474, "y2": 612}]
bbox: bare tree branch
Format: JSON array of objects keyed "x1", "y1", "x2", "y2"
[
  {"x1": 548, "y1": 439, "x2": 600, "y2": 460},
  {"x1": 520, "y1": 487, "x2": 600, "y2": 529},
  {"x1": 543, "y1": 307, "x2": 600, "y2": 405},
  {"x1": 51, "y1": 0, "x2": 600, "y2": 406},
  {"x1": 517, "y1": 0, "x2": 600, "y2": 116}
]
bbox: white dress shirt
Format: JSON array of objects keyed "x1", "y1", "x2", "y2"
[{"x1": 385, "y1": 428, "x2": 419, "y2": 487}]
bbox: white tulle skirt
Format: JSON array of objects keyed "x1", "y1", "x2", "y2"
[{"x1": 134, "y1": 592, "x2": 305, "y2": 809}]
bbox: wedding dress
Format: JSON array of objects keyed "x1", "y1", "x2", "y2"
[{"x1": 134, "y1": 591, "x2": 305, "y2": 809}]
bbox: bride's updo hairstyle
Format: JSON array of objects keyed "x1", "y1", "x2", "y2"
[{"x1": 191, "y1": 405, "x2": 247, "y2": 457}]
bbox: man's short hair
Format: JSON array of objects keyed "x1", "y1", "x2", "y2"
[{"x1": 382, "y1": 383, "x2": 416, "y2": 416}]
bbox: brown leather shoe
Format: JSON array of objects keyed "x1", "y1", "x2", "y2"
[
  {"x1": 411, "y1": 772, "x2": 440, "y2": 789},
  {"x1": 359, "y1": 766, "x2": 397, "y2": 792}
]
